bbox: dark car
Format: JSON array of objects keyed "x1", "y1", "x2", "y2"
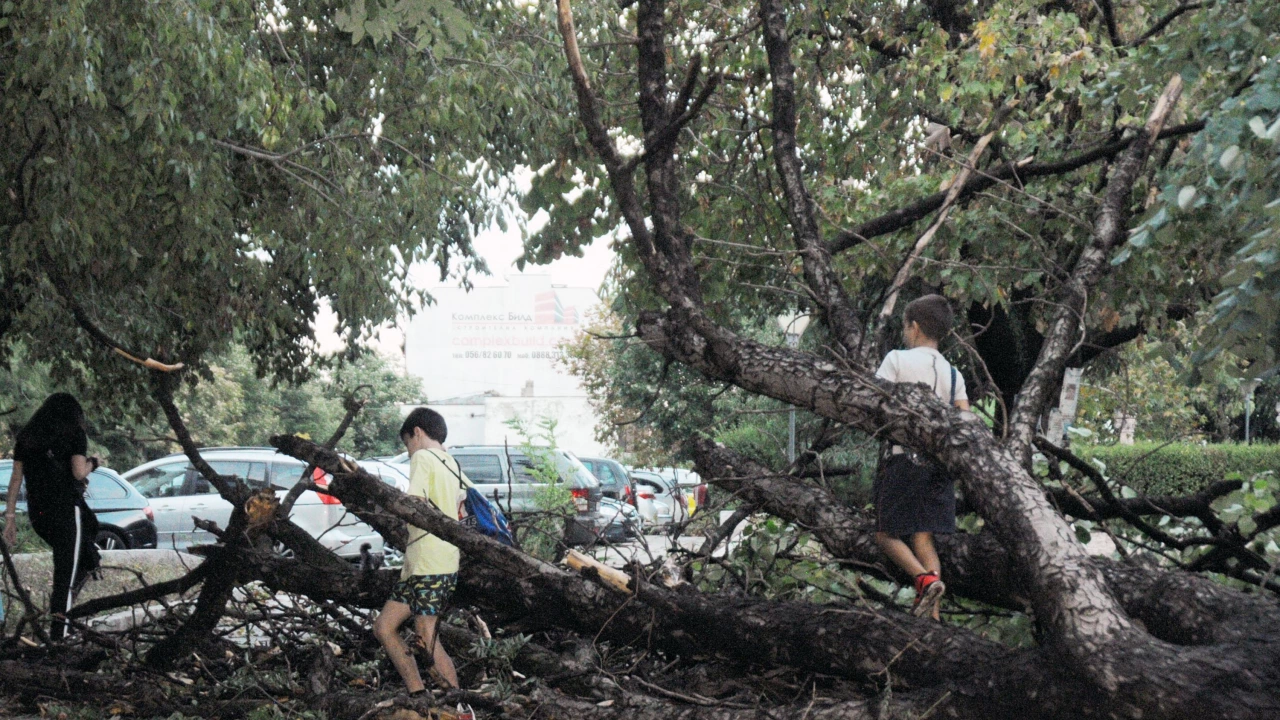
[
  {"x1": 1, "y1": 459, "x2": 158, "y2": 550},
  {"x1": 579, "y1": 457, "x2": 636, "y2": 505}
]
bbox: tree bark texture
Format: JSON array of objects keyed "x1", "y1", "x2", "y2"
[
  {"x1": 561, "y1": 0, "x2": 1141, "y2": 679},
  {"x1": 548, "y1": 2, "x2": 1280, "y2": 712},
  {"x1": 694, "y1": 438, "x2": 1280, "y2": 650},
  {"x1": 270, "y1": 435, "x2": 1280, "y2": 718}
]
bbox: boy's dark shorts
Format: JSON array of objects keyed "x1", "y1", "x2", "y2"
[
  {"x1": 874, "y1": 454, "x2": 957, "y2": 536},
  {"x1": 390, "y1": 573, "x2": 457, "y2": 616}
]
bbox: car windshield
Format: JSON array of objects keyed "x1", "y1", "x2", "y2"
[
  {"x1": 504, "y1": 449, "x2": 600, "y2": 488},
  {"x1": 558, "y1": 452, "x2": 600, "y2": 489},
  {"x1": 128, "y1": 461, "x2": 192, "y2": 498}
]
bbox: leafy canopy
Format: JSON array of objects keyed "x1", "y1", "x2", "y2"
[{"x1": 1, "y1": 0, "x2": 563, "y2": 414}]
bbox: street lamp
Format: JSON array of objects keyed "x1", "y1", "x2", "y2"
[{"x1": 776, "y1": 312, "x2": 812, "y2": 463}]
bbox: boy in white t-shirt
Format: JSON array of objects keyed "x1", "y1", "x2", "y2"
[{"x1": 874, "y1": 294, "x2": 969, "y2": 620}]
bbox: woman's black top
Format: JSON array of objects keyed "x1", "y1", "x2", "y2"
[{"x1": 12, "y1": 426, "x2": 88, "y2": 515}]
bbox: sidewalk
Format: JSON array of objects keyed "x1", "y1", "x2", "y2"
[{"x1": 2, "y1": 549, "x2": 202, "y2": 632}]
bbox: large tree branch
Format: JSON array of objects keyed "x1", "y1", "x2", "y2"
[
  {"x1": 556, "y1": 0, "x2": 687, "y2": 302},
  {"x1": 621, "y1": 54, "x2": 722, "y2": 175},
  {"x1": 871, "y1": 107, "x2": 1012, "y2": 358},
  {"x1": 143, "y1": 501, "x2": 253, "y2": 667},
  {"x1": 269, "y1": 435, "x2": 1022, "y2": 692},
  {"x1": 1049, "y1": 477, "x2": 1238, "y2": 527},
  {"x1": 1129, "y1": 2, "x2": 1204, "y2": 47},
  {"x1": 69, "y1": 561, "x2": 211, "y2": 619},
  {"x1": 150, "y1": 372, "x2": 243, "y2": 502},
  {"x1": 827, "y1": 120, "x2": 1206, "y2": 254},
  {"x1": 1096, "y1": 0, "x2": 1123, "y2": 46},
  {"x1": 631, "y1": 0, "x2": 708, "y2": 300},
  {"x1": 1038, "y1": 438, "x2": 1277, "y2": 587},
  {"x1": 760, "y1": 0, "x2": 864, "y2": 355},
  {"x1": 274, "y1": 435, "x2": 1280, "y2": 717},
  {"x1": 689, "y1": 439, "x2": 1280, "y2": 645},
  {"x1": 43, "y1": 266, "x2": 185, "y2": 373},
  {"x1": 631, "y1": 309, "x2": 1173, "y2": 688},
  {"x1": 1005, "y1": 76, "x2": 1184, "y2": 462},
  {"x1": 279, "y1": 385, "x2": 370, "y2": 516}
]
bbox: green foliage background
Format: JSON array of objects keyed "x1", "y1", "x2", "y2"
[
  {"x1": 1, "y1": 0, "x2": 569, "y2": 429},
  {"x1": 1073, "y1": 442, "x2": 1280, "y2": 496},
  {"x1": 1, "y1": 345, "x2": 422, "y2": 469}
]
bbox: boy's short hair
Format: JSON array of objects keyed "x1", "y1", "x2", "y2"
[
  {"x1": 399, "y1": 407, "x2": 448, "y2": 444},
  {"x1": 904, "y1": 294, "x2": 954, "y2": 342}
]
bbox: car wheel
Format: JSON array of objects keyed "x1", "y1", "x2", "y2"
[{"x1": 96, "y1": 530, "x2": 127, "y2": 551}]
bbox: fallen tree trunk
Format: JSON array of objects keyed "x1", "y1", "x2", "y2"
[
  {"x1": 270, "y1": 434, "x2": 1280, "y2": 719},
  {"x1": 691, "y1": 438, "x2": 1280, "y2": 647}
]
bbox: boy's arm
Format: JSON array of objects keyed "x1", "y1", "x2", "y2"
[
  {"x1": 875, "y1": 351, "x2": 898, "y2": 382},
  {"x1": 953, "y1": 370, "x2": 970, "y2": 411}
]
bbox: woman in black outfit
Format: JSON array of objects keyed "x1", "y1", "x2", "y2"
[{"x1": 3, "y1": 393, "x2": 101, "y2": 640}]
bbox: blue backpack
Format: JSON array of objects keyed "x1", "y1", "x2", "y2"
[{"x1": 429, "y1": 451, "x2": 516, "y2": 547}]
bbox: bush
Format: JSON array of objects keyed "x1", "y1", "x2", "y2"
[{"x1": 1072, "y1": 442, "x2": 1280, "y2": 496}]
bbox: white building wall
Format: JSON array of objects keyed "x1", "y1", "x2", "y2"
[
  {"x1": 402, "y1": 275, "x2": 608, "y2": 457},
  {"x1": 432, "y1": 404, "x2": 488, "y2": 447},
  {"x1": 480, "y1": 397, "x2": 605, "y2": 456}
]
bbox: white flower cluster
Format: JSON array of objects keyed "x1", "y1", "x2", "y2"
[
  {"x1": 608, "y1": 127, "x2": 643, "y2": 159},
  {"x1": 512, "y1": 0, "x2": 539, "y2": 17}
]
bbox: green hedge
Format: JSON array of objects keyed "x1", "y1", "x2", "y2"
[{"x1": 1071, "y1": 443, "x2": 1280, "y2": 496}]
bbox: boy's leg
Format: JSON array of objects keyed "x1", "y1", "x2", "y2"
[
  {"x1": 875, "y1": 531, "x2": 928, "y2": 576},
  {"x1": 910, "y1": 532, "x2": 941, "y2": 575},
  {"x1": 414, "y1": 614, "x2": 458, "y2": 689},
  {"x1": 372, "y1": 600, "x2": 426, "y2": 694},
  {"x1": 910, "y1": 532, "x2": 945, "y2": 620}
]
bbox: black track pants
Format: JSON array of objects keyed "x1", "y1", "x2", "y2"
[{"x1": 29, "y1": 500, "x2": 100, "y2": 640}]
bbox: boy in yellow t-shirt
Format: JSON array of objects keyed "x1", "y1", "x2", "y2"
[{"x1": 372, "y1": 407, "x2": 464, "y2": 695}]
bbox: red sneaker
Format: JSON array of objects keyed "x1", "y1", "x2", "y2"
[{"x1": 912, "y1": 572, "x2": 945, "y2": 618}]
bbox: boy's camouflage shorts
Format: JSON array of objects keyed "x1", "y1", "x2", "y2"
[{"x1": 390, "y1": 573, "x2": 458, "y2": 616}]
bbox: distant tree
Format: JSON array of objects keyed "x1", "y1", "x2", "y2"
[
  {"x1": 1, "y1": 0, "x2": 550, "y2": 418},
  {"x1": 2, "y1": 343, "x2": 421, "y2": 468}
]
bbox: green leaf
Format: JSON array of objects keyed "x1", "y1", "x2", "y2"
[{"x1": 1238, "y1": 516, "x2": 1257, "y2": 535}]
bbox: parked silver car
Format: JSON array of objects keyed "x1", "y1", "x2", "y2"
[
  {"x1": 444, "y1": 445, "x2": 605, "y2": 545},
  {"x1": 122, "y1": 447, "x2": 389, "y2": 560}
]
